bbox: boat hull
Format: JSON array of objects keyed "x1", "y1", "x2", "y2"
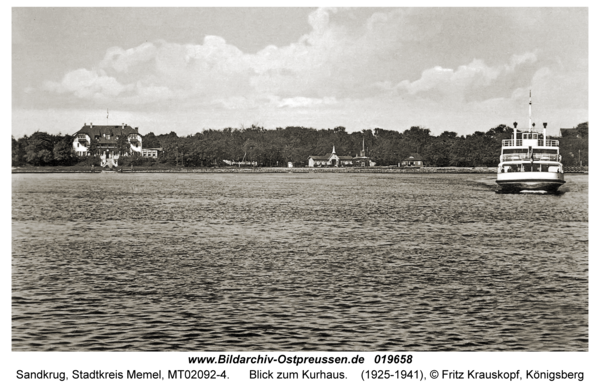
[{"x1": 496, "y1": 172, "x2": 565, "y2": 192}]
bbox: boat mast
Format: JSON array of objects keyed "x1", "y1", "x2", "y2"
[{"x1": 528, "y1": 90, "x2": 532, "y2": 132}]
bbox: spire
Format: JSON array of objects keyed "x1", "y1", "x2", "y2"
[{"x1": 332, "y1": 145, "x2": 336, "y2": 154}]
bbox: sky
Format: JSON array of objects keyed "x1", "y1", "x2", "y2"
[{"x1": 12, "y1": 7, "x2": 589, "y2": 138}]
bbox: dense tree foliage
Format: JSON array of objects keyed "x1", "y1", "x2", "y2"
[
  {"x1": 11, "y1": 122, "x2": 588, "y2": 167},
  {"x1": 559, "y1": 122, "x2": 588, "y2": 167},
  {"x1": 52, "y1": 135, "x2": 77, "y2": 165}
]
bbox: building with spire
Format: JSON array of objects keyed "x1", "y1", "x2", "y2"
[
  {"x1": 351, "y1": 138, "x2": 372, "y2": 167},
  {"x1": 307, "y1": 145, "x2": 354, "y2": 167}
]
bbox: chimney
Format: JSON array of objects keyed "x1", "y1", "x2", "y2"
[
  {"x1": 84, "y1": 122, "x2": 86, "y2": 126},
  {"x1": 90, "y1": 123, "x2": 93, "y2": 128},
  {"x1": 122, "y1": 123, "x2": 124, "y2": 129}
]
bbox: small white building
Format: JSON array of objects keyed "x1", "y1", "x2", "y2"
[
  {"x1": 401, "y1": 153, "x2": 424, "y2": 167},
  {"x1": 142, "y1": 148, "x2": 163, "y2": 158}
]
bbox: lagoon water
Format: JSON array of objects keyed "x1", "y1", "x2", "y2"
[{"x1": 12, "y1": 173, "x2": 588, "y2": 351}]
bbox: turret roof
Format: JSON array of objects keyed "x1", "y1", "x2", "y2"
[{"x1": 75, "y1": 124, "x2": 140, "y2": 137}]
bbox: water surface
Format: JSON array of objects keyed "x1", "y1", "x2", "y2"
[{"x1": 12, "y1": 173, "x2": 588, "y2": 351}]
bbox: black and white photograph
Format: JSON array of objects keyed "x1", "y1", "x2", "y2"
[{"x1": 8, "y1": 4, "x2": 594, "y2": 387}]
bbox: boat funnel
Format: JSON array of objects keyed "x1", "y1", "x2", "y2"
[{"x1": 543, "y1": 122, "x2": 547, "y2": 144}]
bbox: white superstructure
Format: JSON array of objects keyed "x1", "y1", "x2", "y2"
[{"x1": 496, "y1": 92, "x2": 565, "y2": 192}]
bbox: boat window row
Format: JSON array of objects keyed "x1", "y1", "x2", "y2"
[
  {"x1": 502, "y1": 154, "x2": 559, "y2": 162},
  {"x1": 502, "y1": 148, "x2": 528, "y2": 154},
  {"x1": 503, "y1": 148, "x2": 557, "y2": 155},
  {"x1": 501, "y1": 164, "x2": 560, "y2": 173}
]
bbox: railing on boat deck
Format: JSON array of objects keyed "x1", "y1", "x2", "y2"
[
  {"x1": 502, "y1": 139, "x2": 523, "y2": 147},
  {"x1": 501, "y1": 154, "x2": 559, "y2": 162},
  {"x1": 502, "y1": 139, "x2": 559, "y2": 147},
  {"x1": 534, "y1": 153, "x2": 559, "y2": 161}
]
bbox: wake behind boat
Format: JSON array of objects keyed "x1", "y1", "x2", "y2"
[{"x1": 496, "y1": 92, "x2": 565, "y2": 193}]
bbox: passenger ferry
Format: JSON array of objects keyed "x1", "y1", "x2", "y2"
[{"x1": 496, "y1": 93, "x2": 565, "y2": 192}]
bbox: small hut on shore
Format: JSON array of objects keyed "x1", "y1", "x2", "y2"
[{"x1": 401, "y1": 153, "x2": 424, "y2": 167}]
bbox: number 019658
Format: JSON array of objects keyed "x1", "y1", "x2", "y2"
[{"x1": 374, "y1": 355, "x2": 412, "y2": 364}]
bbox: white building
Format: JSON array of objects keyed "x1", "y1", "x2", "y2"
[
  {"x1": 308, "y1": 146, "x2": 353, "y2": 167},
  {"x1": 141, "y1": 148, "x2": 163, "y2": 158},
  {"x1": 73, "y1": 123, "x2": 142, "y2": 167},
  {"x1": 401, "y1": 153, "x2": 424, "y2": 167}
]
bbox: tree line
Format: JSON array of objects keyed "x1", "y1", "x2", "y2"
[{"x1": 12, "y1": 122, "x2": 588, "y2": 168}]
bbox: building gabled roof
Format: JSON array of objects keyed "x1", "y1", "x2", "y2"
[
  {"x1": 309, "y1": 145, "x2": 353, "y2": 161},
  {"x1": 75, "y1": 124, "x2": 140, "y2": 137},
  {"x1": 403, "y1": 153, "x2": 423, "y2": 161},
  {"x1": 309, "y1": 154, "x2": 353, "y2": 161}
]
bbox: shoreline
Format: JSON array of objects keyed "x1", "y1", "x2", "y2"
[{"x1": 11, "y1": 166, "x2": 589, "y2": 174}]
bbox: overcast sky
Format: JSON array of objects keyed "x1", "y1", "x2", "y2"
[{"x1": 12, "y1": 7, "x2": 588, "y2": 137}]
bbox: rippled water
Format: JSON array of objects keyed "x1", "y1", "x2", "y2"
[{"x1": 12, "y1": 173, "x2": 588, "y2": 351}]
